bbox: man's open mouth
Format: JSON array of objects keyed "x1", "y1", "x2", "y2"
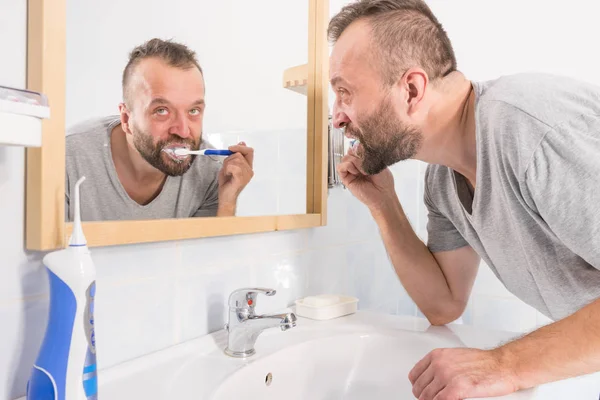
[{"x1": 162, "y1": 146, "x2": 190, "y2": 162}]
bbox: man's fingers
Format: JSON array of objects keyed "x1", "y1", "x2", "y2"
[
  {"x1": 341, "y1": 151, "x2": 367, "y2": 174},
  {"x1": 409, "y1": 352, "x2": 433, "y2": 385},
  {"x1": 222, "y1": 156, "x2": 253, "y2": 183},
  {"x1": 337, "y1": 162, "x2": 362, "y2": 187},
  {"x1": 412, "y1": 365, "x2": 435, "y2": 399},
  {"x1": 337, "y1": 159, "x2": 363, "y2": 183},
  {"x1": 223, "y1": 163, "x2": 243, "y2": 179},
  {"x1": 337, "y1": 160, "x2": 361, "y2": 177},
  {"x1": 223, "y1": 152, "x2": 243, "y2": 163},
  {"x1": 420, "y1": 378, "x2": 446, "y2": 400},
  {"x1": 432, "y1": 384, "x2": 462, "y2": 400},
  {"x1": 342, "y1": 151, "x2": 369, "y2": 175},
  {"x1": 227, "y1": 144, "x2": 252, "y2": 156},
  {"x1": 228, "y1": 142, "x2": 254, "y2": 167},
  {"x1": 230, "y1": 154, "x2": 251, "y2": 166},
  {"x1": 341, "y1": 151, "x2": 359, "y2": 163},
  {"x1": 224, "y1": 152, "x2": 252, "y2": 170}
]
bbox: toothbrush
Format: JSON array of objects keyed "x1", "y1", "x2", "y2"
[
  {"x1": 163, "y1": 148, "x2": 234, "y2": 157},
  {"x1": 181, "y1": 149, "x2": 233, "y2": 156}
]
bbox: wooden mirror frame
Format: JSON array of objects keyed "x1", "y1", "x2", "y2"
[{"x1": 25, "y1": 0, "x2": 329, "y2": 250}]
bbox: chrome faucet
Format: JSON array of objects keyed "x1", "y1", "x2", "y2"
[{"x1": 224, "y1": 288, "x2": 297, "y2": 358}]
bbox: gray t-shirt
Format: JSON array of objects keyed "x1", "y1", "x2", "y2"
[
  {"x1": 425, "y1": 72, "x2": 600, "y2": 321},
  {"x1": 65, "y1": 116, "x2": 222, "y2": 221}
]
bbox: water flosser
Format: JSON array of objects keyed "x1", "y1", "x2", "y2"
[{"x1": 27, "y1": 176, "x2": 98, "y2": 400}]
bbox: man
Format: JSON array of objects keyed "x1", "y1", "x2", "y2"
[
  {"x1": 65, "y1": 38, "x2": 253, "y2": 221},
  {"x1": 329, "y1": 1, "x2": 600, "y2": 399}
]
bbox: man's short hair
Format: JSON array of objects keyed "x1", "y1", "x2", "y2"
[
  {"x1": 122, "y1": 38, "x2": 203, "y2": 104},
  {"x1": 328, "y1": 0, "x2": 457, "y2": 85}
]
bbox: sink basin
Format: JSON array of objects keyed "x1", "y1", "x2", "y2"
[
  {"x1": 16, "y1": 311, "x2": 600, "y2": 400},
  {"x1": 209, "y1": 330, "x2": 531, "y2": 400}
]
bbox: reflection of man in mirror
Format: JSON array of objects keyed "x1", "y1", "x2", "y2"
[{"x1": 65, "y1": 38, "x2": 254, "y2": 221}]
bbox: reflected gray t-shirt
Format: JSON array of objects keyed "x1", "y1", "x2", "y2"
[
  {"x1": 424, "y1": 73, "x2": 600, "y2": 321},
  {"x1": 65, "y1": 116, "x2": 222, "y2": 222}
]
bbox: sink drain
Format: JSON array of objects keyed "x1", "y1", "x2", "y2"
[{"x1": 265, "y1": 372, "x2": 273, "y2": 386}]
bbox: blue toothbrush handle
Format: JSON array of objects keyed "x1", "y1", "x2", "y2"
[{"x1": 204, "y1": 149, "x2": 234, "y2": 156}]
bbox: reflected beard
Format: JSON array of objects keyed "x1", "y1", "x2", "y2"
[
  {"x1": 347, "y1": 98, "x2": 423, "y2": 175},
  {"x1": 132, "y1": 124, "x2": 201, "y2": 176}
]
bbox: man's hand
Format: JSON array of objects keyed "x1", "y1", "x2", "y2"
[
  {"x1": 336, "y1": 145, "x2": 396, "y2": 212},
  {"x1": 409, "y1": 347, "x2": 518, "y2": 400},
  {"x1": 217, "y1": 142, "x2": 254, "y2": 216}
]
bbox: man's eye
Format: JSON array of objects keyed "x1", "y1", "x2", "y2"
[
  {"x1": 155, "y1": 108, "x2": 168, "y2": 115},
  {"x1": 189, "y1": 108, "x2": 201, "y2": 116},
  {"x1": 337, "y1": 89, "x2": 350, "y2": 103}
]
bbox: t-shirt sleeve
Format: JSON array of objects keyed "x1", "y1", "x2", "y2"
[
  {"x1": 523, "y1": 119, "x2": 600, "y2": 270},
  {"x1": 193, "y1": 175, "x2": 220, "y2": 217},
  {"x1": 423, "y1": 167, "x2": 469, "y2": 253}
]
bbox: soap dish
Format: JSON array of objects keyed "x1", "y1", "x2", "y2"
[{"x1": 295, "y1": 294, "x2": 359, "y2": 320}]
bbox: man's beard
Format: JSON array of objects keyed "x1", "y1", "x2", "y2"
[
  {"x1": 131, "y1": 123, "x2": 201, "y2": 176},
  {"x1": 346, "y1": 97, "x2": 423, "y2": 175}
]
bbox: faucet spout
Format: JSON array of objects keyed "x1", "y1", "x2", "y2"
[
  {"x1": 224, "y1": 288, "x2": 297, "y2": 358},
  {"x1": 251, "y1": 312, "x2": 297, "y2": 332},
  {"x1": 278, "y1": 312, "x2": 297, "y2": 331}
]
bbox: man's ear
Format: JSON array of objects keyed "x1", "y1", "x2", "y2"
[
  {"x1": 118, "y1": 103, "x2": 132, "y2": 134},
  {"x1": 401, "y1": 68, "x2": 428, "y2": 116}
]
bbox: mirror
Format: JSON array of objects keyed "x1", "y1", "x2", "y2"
[
  {"x1": 25, "y1": 0, "x2": 328, "y2": 250},
  {"x1": 65, "y1": 0, "x2": 309, "y2": 222}
]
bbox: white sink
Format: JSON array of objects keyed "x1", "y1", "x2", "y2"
[
  {"x1": 17, "y1": 311, "x2": 600, "y2": 399},
  {"x1": 210, "y1": 330, "x2": 533, "y2": 400}
]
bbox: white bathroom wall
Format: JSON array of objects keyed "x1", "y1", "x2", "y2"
[{"x1": 2, "y1": 0, "x2": 600, "y2": 399}]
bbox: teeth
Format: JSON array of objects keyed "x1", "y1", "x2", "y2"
[
  {"x1": 173, "y1": 148, "x2": 190, "y2": 156},
  {"x1": 162, "y1": 147, "x2": 189, "y2": 162}
]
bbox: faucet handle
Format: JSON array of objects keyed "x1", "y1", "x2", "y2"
[{"x1": 228, "y1": 288, "x2": 276, "y2": 309}]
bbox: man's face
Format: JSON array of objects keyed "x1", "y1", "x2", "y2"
[
  {"x1": 330, "y1": 20, "x2": 423, "y2": 175},
  {"x1": 124, "y1": 58, "x2": 206, "y2": 176},
  {"x1": 344, "y1": 95, "x2": 423, "y2": 175}
]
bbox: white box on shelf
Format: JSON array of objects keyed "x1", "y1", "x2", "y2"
[{"x1": 0, "y1": 85, "x2": 50, "y2": 148}]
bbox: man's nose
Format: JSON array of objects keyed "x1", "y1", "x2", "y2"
[
  {"x1": 169, "y1": 113, "x2": 191, "y2": 138},
  {"x1": 332, "y1": 103, "x2": 350, "y2": 129}
]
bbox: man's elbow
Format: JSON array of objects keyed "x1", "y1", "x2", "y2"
[{"x1": 424, "y1": 302, "x2": 466, "y2": 326}]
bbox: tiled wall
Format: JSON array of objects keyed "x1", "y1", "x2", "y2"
[
  {"x1": 208, "y1": 128, "x2": 307, "y2": 217},
  {"x1": 3, "y1": 0, "x2": 599, "y2": 399}
]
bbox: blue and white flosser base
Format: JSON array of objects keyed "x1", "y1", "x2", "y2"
[{"x1": 27, "y1": 176, "x2": 98, "y2": 400}]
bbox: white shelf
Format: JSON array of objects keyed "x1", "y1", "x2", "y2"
[
  {"x1": 0, "y1": 86, "x2": 49, "y2": 148},
  {"x1": 282, "y1": 64, "x2": 308, "y2": 96},
  {"x1": 0, "y1": 111, "x2": 42, "y2": 147}
]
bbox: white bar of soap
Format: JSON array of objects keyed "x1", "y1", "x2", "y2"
[
  {"x1": 295, "y1": 294, "x2": 359, "y2": 320},
  {"x1": 302, "y1": 294, "x2": 340, "y2": 307}
]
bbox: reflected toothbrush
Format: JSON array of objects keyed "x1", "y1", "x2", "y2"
[
  {"x1": 162, "y1": 148, "x2": 234, "y2": 158},
  {"x1": 175, "y1": 148, "x2": 233, "y2": 156}
]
